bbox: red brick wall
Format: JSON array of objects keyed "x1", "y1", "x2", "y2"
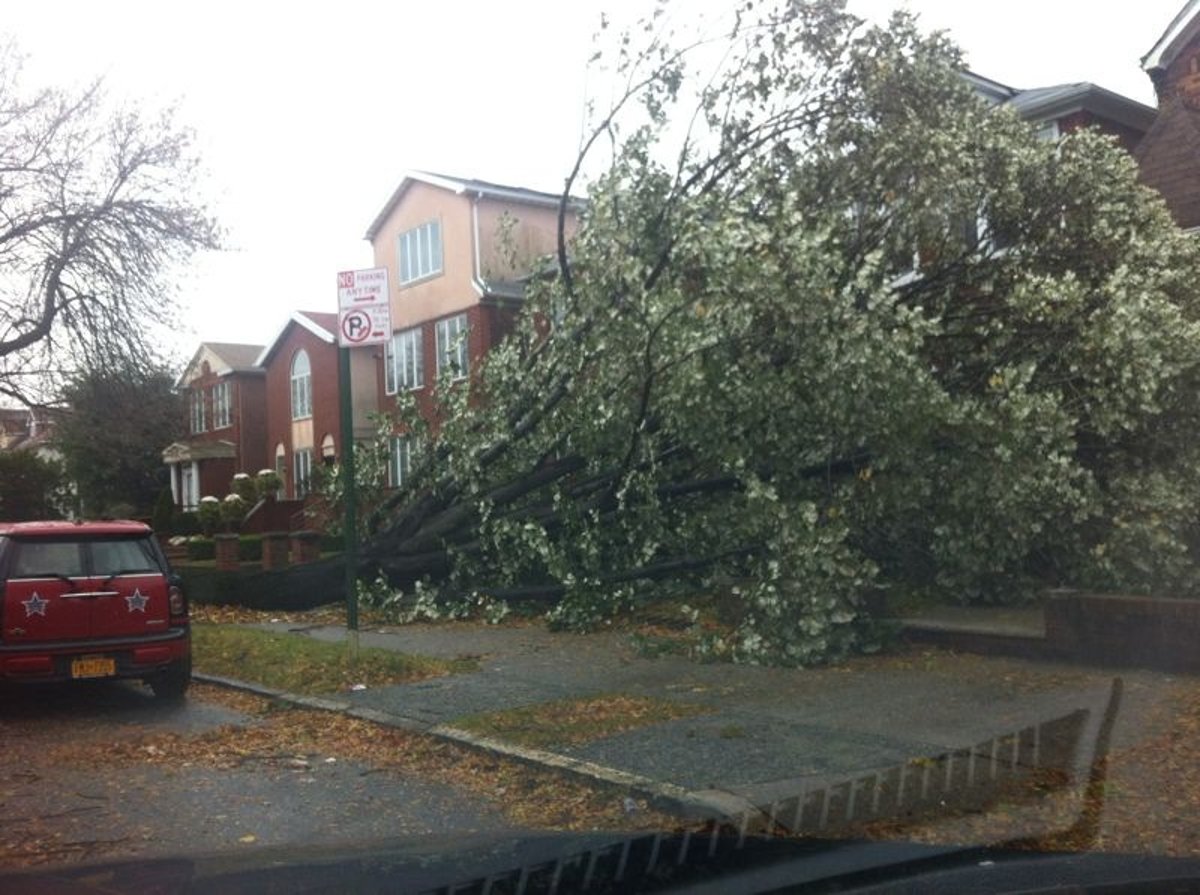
[
  {"x1": 263, "y1": 324, "x2": 342, "y2": 497},
  {"x1": 376, "y1": 302, "x2": 521, "y2": 431},
  {"x1": 236, "y1": 375, "x2": 268, "y2": 474},
  {"x1": 1056, "y1": 111, "x2": 1146, "y2": 154},
  {"x1": 197, "y1": 457, "x2": 236, "y2": 500}
]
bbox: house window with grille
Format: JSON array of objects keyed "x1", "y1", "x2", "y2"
[
  {"x1": 435, "y1": 313, "x2": 469, "y2": 381},
  {"x1": 397, "y1": 220, "x2": 443, "y2": 285},
  {"x1": 290, "y1": 350, "x2": 312, "y2": 420},
  {"x1": 189, "y1": 389, "x2": 207, "y2": 434},
  {"x1": 294, "y1": 448, "x2": 313, "y2": 499},
  {"x1": 385, "y1": 326, "x2": 425, "y2": 393},
  {"x1": 212, "y1": 381, "x2": 232, "y2": 429}
]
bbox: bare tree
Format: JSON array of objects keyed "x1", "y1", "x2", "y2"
[{"x1": 0, "y1": 42, "x2": 218, "y2": 405}]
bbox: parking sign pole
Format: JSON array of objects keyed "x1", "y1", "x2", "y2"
[
  {"x1": 336, "y1": 266, "x2": 390, "y2": 663},
  {"x1": 339, "y1": 344, "x2": 360, "y2": 661}
]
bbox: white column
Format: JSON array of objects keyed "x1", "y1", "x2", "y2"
[{"x1": 170, "y1": 463, "x2": 180, "y2": 506}]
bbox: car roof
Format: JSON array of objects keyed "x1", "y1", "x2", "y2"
[{"x1": 0, "y1": 520, "x2": 153, "y2": 538}]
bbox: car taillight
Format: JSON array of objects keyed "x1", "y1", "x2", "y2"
[{"x1": 168, "y1": 584, "x2": 186, "y2": 617}]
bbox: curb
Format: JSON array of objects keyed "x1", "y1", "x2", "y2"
[{"x1": 192, "y1": 672, "x2": 764, "y2": 826}]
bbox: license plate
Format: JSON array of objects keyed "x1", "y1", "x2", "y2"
[{"x1": 71, "y1": 656, "x2": 115, "y2": 679}]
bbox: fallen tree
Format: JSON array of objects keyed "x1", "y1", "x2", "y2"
[{"x1": 356, "y1": 0, "x2": 1200, "y2": 665}]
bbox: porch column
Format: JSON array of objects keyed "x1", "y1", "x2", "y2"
[
  {"x1": 189, "y1": 461, "x2": 200, "y2": 509},
  {"x1": 170, "y1": 463, "x2": 180, "y2": 506}
]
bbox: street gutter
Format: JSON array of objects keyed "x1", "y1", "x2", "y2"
[{"x1": 193, "y1": 672, "x2": 762, "y2": 827}]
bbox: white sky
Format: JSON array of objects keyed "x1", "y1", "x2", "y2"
[{"x1": 3, "y1": 0, "x2": 1186, "y2": 362}]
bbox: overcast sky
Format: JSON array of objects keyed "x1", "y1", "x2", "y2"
[{"x1": 4, "y1": 0, "x2": 1186, "y2": 360}]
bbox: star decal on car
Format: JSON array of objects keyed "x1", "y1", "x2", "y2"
[
  {"x1": 125, "y1": 589, "x2": 149, "y2": 613},
  {"x1": 22, "y1": 592, "x2": 48, "y2": 617}
]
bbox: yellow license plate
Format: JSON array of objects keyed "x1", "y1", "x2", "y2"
[{"x1": 71, "y1": 656, "x2": 115, "y2": 679}]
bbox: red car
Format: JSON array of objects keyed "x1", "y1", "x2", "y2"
[{"x1": 0, "y1": 520, "x2": 190, "y2": 700}]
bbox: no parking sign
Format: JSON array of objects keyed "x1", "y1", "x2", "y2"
[{"x1": 336, "y1": 268, "x2": 391, "y2": 347}]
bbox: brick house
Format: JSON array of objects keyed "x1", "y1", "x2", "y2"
[
  {"x1": 163, "y1": 343, "x2": 266, "y2": 509},
  {"x1": 1138, "y1": 0, "x2": 1200, "y2": 231},
  {"x1": 966, "y1": 71, "x2": 1157, "y2": 148},
  {"x1": 257, "y1": 311, "x2": 378, "y2": 501},
  {"x1": 363, "y1": 171, "x2": 580, "y2": 485}
]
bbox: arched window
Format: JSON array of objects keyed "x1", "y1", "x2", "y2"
[
  {"x1": 290, "y1": 350, "x2": 312, "y2": 420},
  {"x1": 321, "y1": 433, "x2": 336, "y2": 466}
]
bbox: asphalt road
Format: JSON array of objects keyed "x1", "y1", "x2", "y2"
[{"x1": 0, "y1": 679, "x2": 515, "y2": 870}]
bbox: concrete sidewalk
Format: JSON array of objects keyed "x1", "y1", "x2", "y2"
[{"x1": 198, "y1": 616, "x2": 1177, "y2": 826}]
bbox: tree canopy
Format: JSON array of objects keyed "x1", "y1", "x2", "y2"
[
  {"x1": 53, "y1": 365, "x2": 184, "y2": 517},
  {"x1": 0, "y1": 41, "x2": 218, "y2": 406},
  {"x1": 360, "y1": 0, "x2": 1200, "y2": 665}
]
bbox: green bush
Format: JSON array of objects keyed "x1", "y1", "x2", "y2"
[
  {"x1": 151, "y1": 488, "x2": 174, "y2": 535},
  {"x1": 186, "y1": 538, "x2": 215, "y2": 561},
  {"x1": 173, "y1": 511, "x2": 201, "y2": 536},
  {"x1": 185, "y1": 534, "x2": 264, "y2": 562},
  {"x1": 179, "y1": 557, "x2": 346, "y2": 610}
]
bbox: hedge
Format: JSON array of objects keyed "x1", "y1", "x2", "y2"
[
  {"x1": 184, "y1": 534, "x2": 265, "y2": 563},
  {"x1": 179, "y1": 556, "x2": 346, "y2": 611}
]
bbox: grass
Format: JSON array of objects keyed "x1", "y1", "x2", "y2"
[
  {"x1": 452, "y1": 693, "x2": 708, "y2": 750},
  {"x1": 191, "y1": 624, "x2": 476, "y2": 695}
]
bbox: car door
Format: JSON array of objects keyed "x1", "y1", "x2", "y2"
[
  {"x1": 3, "y1": 538, "x2": 91, "y2": 642},
  {"x1": 85, "y1": 536, "x2": 171, "y2": 639}
]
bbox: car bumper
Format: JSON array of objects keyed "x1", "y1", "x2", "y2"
[{"x1": 0, "y1": 627, "x2": 190, "y2": 682}]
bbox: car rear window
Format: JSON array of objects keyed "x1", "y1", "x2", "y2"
[
  {"x1": 89, "y1": 537, "x2": 161, "y2": 576},
  {"x1": 7, "y1": 536, "x2": 162, "y2": 579},
  {"x1": 11, "y1": 540, "x2": 86, "y2": 578}
]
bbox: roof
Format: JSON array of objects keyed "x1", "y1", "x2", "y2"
[
  {"x1": 175, "y1": 341, "x2": 266, "y2": 389},
  {"x1": 0, "y1": 520, "x2": 151, "y2": 537},
  {"x1": 254, "y1": 311, "x2": 338, "y2": 368},
  {"x1": 1143, "y1": 0, "x2": 1200, "y2": 73},
  {"x1": 1004, "y1": 83, "x2": 1157, "y2": 131},
  {"x1": 365, "y1": 170, "x2": 583, "y2": 241},
  {"x1": 203, "y1": 342, "x2": 265, "y2": 372},
  {"x1": 959, "y1": 70, "x2": 1157, "y2": 134}
]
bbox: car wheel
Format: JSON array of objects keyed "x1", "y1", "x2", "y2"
[{"x1": 149, "y1": 658, "x2": 191, "y2": 702}]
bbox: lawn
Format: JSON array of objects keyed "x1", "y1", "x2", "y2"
[{"x1": 191, "y1": 624, "x2": 476, "y2": 695}]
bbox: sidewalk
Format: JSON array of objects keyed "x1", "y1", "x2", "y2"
[{"x1": 197, "y1": 614, "x2": 1172, "y2": 827}]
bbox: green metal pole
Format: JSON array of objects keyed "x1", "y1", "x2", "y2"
[{"x1": 338, "y1": 345, "x2": 359, "y2": 660}]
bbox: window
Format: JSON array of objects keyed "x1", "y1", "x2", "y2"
[
  {"x1": 294, "y1": 448, "x2": 313, "y2": 498},
  {"x1": 90, "y1": 538, "x2": 161, "y2": 576},
  {"x1": 435, "y1": 314, "x2": 470, "y2": 380},
  {"x1": 274, "y1": 444, "x2": 286, "y2": 500},
  {"x1": 1035, "y1": 120, "x2": 1060, "y2": 142},
  {"x1": 290, "y1": 350, "x2": 312, "y2": 420},
  {"x1": 189, "y1": 389, "x2": 206, "y2": 433},
  {"x1": 212, "y1": 381, "x2": 232, "y2": 429},
  {"x1": 385, "y1": 326, "x2": 425, "y2": 394},
  {"x1": 389, "y1": 435, "x2": 413, "y2": 487},
  {"x1": 398, "y1": 220, "x2": 443, "y2": 285}
]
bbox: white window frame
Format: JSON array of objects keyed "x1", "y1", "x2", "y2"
[
  {"x1": 398, "y1": 218, "x2": 446, "y2": 284},
  {"x1": 212, "y1": 380, "x2": 232, "y2": 430},
  {"x1": 274, "y1": 444, "x2": 287, "y2": 500},
  {"x1": 290, "y1": 350, "x2": 312, "y2": 421},
  {"x1": 189, "y1": 389, "x2": 207, "y2": 434},
  {"x1": 385, "y1": 326, "x2": 425, "y2": 394},
  {"x1": 435, "y1": 313, "x2": 470, "y2": 381},
  {"x1": 389, "y1": 435, "x2": 413, "y2": 488},
  {"x1": 397, "y1": 220, "x2": 443, "y2": 285},
  {"x1": 294, "y1": 448, "x2": 313, "y2": 499}
]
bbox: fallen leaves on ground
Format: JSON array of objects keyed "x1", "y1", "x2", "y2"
[
  {"x1": 11, "y1": 683, "x2": 684, "y2": 861},
  {"x1": 454, "y1": 694, "x2": 709, "y2": 749},
  {"x1": 192, "y1": 624, "x2": 475, "y2": 694}
]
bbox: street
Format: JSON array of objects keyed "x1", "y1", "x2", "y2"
[{"x1": 0, "y1": 680, "x2": 649, "y2": 871}]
